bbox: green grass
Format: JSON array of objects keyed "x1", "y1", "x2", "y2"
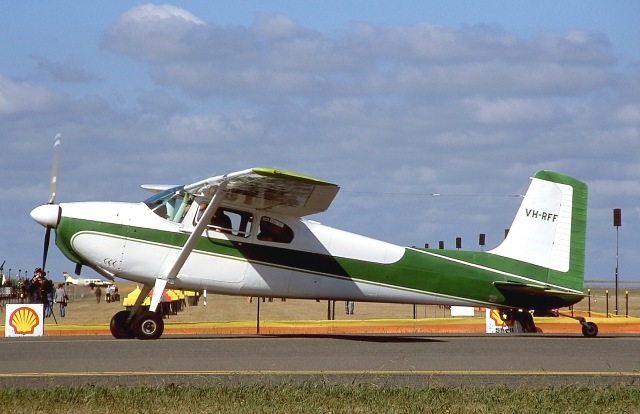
[{"x1": 2, "y1": 384, "x2": 640, "y2": 413}]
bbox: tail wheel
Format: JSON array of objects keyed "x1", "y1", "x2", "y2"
[
  {"x1": 581, "y1": 321, "x2": 598, "y2": 338},
  {"x1": 133, "y1": 310, "x2": 164, "y2": 340},
  {"x1": 110, "y1": 310, "x2": 135, "y2": 339}
]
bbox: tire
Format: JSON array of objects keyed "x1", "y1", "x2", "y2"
[
  {"x1": 110, "y1": 310, "x2": 135, "y2": 339},
  {"x1": 133, "y1": 310, "x2": 164, "y2": 340},
  {"x1": 581, "y1": 321, "x2": 598, "y2": 338}
]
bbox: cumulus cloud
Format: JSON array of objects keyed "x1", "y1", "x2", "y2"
[{"x1": 102, "y1": 3, "x2": 205, "y2": 62}]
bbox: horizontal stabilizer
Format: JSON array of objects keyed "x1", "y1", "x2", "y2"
[
  {"x1": 141, "y1": 184, "x2": 179, "y2": 194},
  {"x1": 494, "y1": 281, "x2": 585, "y2": 310}
]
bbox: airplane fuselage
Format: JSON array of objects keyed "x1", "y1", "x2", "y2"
[{"x1": 52, "y1": 200, "x2": 582, "y2": 311}]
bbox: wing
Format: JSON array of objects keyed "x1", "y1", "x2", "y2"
[{"x1": 183, "y1": 167, "x2": 340, "y2": 217}]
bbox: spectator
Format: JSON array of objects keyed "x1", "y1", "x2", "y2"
[
  {"x1": 54, "y1": 283, "x2": 68, "y2": 317},
  {"x1": 42, "y1": 277, "x2": 54, "y2": 317},
  {"x1": 345, "y1": 300, "x2": 355, "y2": 315},
  {"x1": 95, "y1": 286, "x2": 102, "y2": 304},
  {"x1": 27, "y1": 268, "x2": 45, "y2": 304}
]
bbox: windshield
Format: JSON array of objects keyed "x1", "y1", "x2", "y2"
[{"x1": 144, "y1": 186, "x2": 190, "y2": 222}]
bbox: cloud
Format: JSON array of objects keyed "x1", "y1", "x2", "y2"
[
  {"x1": 102, "y1": 8, "x2": 617, "y2": 107},
  {"x1": 102, "y1": 3, "x2": 205, "y2": 62},
  {"x1": 37, "y1": 60, "x2": 98, "y2": 83},
  {"x1": 0, "y1": 75, "x2": 63, "y2": 114}
]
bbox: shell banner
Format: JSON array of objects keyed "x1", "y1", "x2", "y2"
[
  {"x1": 485, "y1": 308, "x2": 522, "y2": 334},
  {"x1": 5, "y1": 304, "x2": 44, "y2": 337}
]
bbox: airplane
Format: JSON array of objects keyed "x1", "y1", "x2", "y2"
[
  {"x1": 62, "y1": 271, "x2": 113, "y2": 287},
  {"x1": 30, "y1": 135, "x2": 598, "y2": 339}
]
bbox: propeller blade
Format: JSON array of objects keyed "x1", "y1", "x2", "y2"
[
  {"x1": 41, "y1": 133, "x2": 61, "y2": 272},
  {"x1": 42, "y1": 226, "x2": 51, "y2": 272},
  {"x1": 47, "y1": 133, "x2": 61, "y2": 204}
]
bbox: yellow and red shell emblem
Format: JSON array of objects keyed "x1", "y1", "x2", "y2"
[
  {"x1": 9, "y1": 307, "x2": 40, "y2": 335},
  {"x1": 489, "y1": 309, "x2": 515, "y2": 327}
]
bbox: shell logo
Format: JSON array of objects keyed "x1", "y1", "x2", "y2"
[
  {"x1": 489, "y1": 309, "x2": 515, "y2": 328},
  {"x1": 489, "y1": 309, "x2": 503, "y2": 325},
  {"x1": 9, "y1": 307, "x2": 40, "y2": 335}
]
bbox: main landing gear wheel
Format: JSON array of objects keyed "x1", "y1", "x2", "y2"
[
  {"x1": 581, "y1": 321, "x2": 598, "y2": 338},
  {"x1": 133, "y1": 310, "x2": 164, "y2": 340},
  {"x1": 110, "y1": 310, "x2": 135, "y2": 339}
]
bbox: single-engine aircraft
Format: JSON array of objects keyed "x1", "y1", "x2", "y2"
[
  {"x1": 62, "y1": 271, "x2": 113, "y2": 287},
  {"x1": 30, "y1": 135, "x2": 598, "y2": 339}
]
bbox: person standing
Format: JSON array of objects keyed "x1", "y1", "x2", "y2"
[
  {"x1": 42, "y1": 277, "x2": 54, "y2": 317},
  {"x1": 344, "y1": 300, "x2": 355, "y2": 315},
  {"x1": 54, "y1": 283, "x2": 68, "y2": 317},
  {"x1": 94, "y1": 286, "x2": 102, "y2": 304},
  {"x1": 27, "y1": 268, "x2": 46, "y2": 304}
]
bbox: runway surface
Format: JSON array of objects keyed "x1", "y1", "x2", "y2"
[{"x1": 2, "y1": 333, "x2": 640, "y2": 388}]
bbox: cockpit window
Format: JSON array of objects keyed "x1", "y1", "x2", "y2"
[
  {"x1": 144, "y1": 186, "x2": 190, "y2": 222},
  {"x1": 194, "y1": 204, "x2": 253, "y2": 238},
  {"x1": 257, "y1": 216, "x2": 294, "y2": 243}
]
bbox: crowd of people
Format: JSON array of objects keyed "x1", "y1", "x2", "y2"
[{"x1": 92, "y1": 285, "x2": 120, "y2": 303}]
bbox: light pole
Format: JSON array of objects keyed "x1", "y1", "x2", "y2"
[{"x1": 613, "y1": 208, "x2": 622, "y2": 315}]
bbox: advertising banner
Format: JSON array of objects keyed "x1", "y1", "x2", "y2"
[
  {"x1": 5, "y1": 304, "x2": 44, "y2": 337},
  {"x1": 485, "y1": 308, "x2": 522, "y2": 334}
]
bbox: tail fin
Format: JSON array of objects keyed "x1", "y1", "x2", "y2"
[{"x1": 489, "y1": 171, "x2": 587, "y2": 291}]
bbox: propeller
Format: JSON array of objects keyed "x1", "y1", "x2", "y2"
[{"x1": 41, "y1": 133, "x2": 61, "y2": 272}]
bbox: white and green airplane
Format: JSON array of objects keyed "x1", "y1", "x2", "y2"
[{"x1": 30, "y1": 136, "x2": 597, "y2": 339}]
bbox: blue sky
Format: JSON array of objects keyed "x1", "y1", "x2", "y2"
[{"x1": 1, "y1": 1, "x2": 639, "y2": 286}]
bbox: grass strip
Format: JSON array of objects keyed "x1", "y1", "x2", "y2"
[{"x1": 1, "y1": 383, "x2": 639, "y2": 413}]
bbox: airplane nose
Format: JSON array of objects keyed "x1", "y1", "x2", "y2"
[{"x1": 30, "y1": 204, "x2": 61, "y2": 228}]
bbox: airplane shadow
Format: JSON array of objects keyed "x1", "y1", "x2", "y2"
[{"x1": 166, "y1": 334, "x2": 446, "y2": 343}]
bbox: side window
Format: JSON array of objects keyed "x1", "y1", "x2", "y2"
[
  {"x1": 194, "y1": 204, "x2": 253, "y2": 238},
  {"x1": 257, "y1": 216, "x2": 294, "y2": 244}
]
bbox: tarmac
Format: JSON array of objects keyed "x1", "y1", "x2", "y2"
[{"x1": 17, "y1": 314, "x2": 640, "y2": 336}]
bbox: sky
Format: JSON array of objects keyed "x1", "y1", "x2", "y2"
[{"x1": 1, "y1": 1, "x2": 639, "y2": 286}]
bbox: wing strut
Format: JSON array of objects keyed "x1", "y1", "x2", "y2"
[{"x1": 149, "y1": 182, "x2": 228, "y2": 312}]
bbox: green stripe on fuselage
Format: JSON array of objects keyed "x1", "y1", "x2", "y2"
[{"x1": 56, "y1": 217, "x2": 581, "y2": 310}]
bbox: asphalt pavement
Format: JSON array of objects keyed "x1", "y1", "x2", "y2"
[{"x1": 2, "y1": 333, "x2": 639, "y2": 388}]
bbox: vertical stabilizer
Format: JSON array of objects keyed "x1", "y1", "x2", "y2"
[{"x1": 489, "y1": 171, "x2": 587, "y2": 291}]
